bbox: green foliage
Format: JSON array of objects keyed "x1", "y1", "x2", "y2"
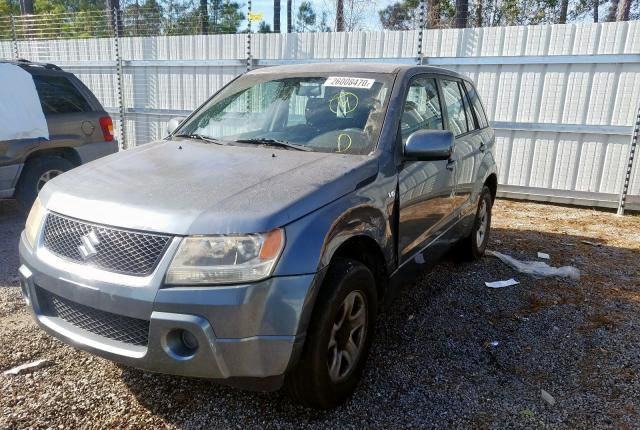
[
  {"x1": 295, "y1": 1, "x2": 316, "y2": 31},
  {"x1": 209, "y1": 0, "x2": 245, "y2": 33},
  {"x1": 379, "y1": 0, "x2": 419, "y2": 30},
  {"x1": 123, "y1": 0, "x2": 163, "y2": 36},
  {"x1": 257, "y1": 20, "x2": 271, "y2": 32},
  {"x1": 317, "y1": 10, "x2": 330, "y2": 31},
  {"x1": 0, "y1": 0, "x2": 19, "y2": 15}
]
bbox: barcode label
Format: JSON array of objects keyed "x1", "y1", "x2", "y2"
[{"x1": 324, "y1": 76, "x2": 375, "y2": 89}]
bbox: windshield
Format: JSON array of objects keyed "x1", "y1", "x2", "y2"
[{"x1": 175, "y1": 73, "x2": 392, "y2": 155}]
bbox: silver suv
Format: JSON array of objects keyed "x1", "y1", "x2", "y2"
[
  {"x1": 0, "y1": 60, "x2": 117, "y2": 211},
  {"x1": 19, "y1": 63, "x2": 497, "y2": 408}
]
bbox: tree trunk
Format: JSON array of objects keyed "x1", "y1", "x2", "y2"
[
  {"x1": 606, "y1": 0, "x2": 619, "y2": 21},
  {"x1": 336, "y1": 0, "x2": 344, "y2": 31},
  {"x1": 593, "y1": 0, "x2": 599, "y2": 22},
  {"x1": 618, "y1": 0, "x2": 631, "y2": 20},
  {"x1": 274, "y1": 0, "x2": 281, "y2": 32},
  {"x1": 287, "y1": 0, "x2": 292, "y2": 32},
  {"x1": 200, "y1": 0, "x2": 209, "y2": 34},
  {"x1": 20, "y1": 0, "x2": 34, "y2": 14},
  {"x1": 559, "y1": 0, "x2": 568, "y2": 23},
  {"x1": 426, "y1": 0, "x2": 440, "y2": 28},
  {"x1": 455, "y1": 0, "x2": 468, "y2": 27},
  {"x1": 475, "y1": 0, "x2": 482, "y2": 27}
]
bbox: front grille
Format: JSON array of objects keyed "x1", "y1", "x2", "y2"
[
  {"x1": 42, "y1": 213, "x2": 171, "y2": 276},
  {"x1": 38, "y1": 287, "x2": 149, "y2": 347}
]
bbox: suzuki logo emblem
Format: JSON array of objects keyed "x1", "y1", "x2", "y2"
[{"x1": 78, "y1": 231, "x2": 100, "y2": 260}]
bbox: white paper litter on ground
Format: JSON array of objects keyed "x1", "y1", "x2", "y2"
[
  {"x1": 485, "y1": 278, "x2": 520, "y2": 288},
  {"x1": 3, "y1": 358, "x2": 50, "y2": 376},
  {"x1": 487, "y1": 250, "x2": 580, "y2": 280},
  {"x1": 537, "y1": 252, "x2": 550, "y2": 259},
  {"x1": 0, "y1": 63, "x2": 49, "y2": 141}
]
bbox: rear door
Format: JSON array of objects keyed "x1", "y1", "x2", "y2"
[
  {"x1": 32, "y1": 72, "x2": 107, "y2": 150},
  {"x1": 439, "y1": 78, "x2": 478, "y2": 212},
  {"x1": 463, "y1": 80, "x2": 493, "y2": 190},
  {"x1": 397, "y1": 75, "x2": 455, "y2": 264}
]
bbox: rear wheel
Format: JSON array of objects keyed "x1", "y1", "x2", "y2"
[
  {"x1": 15, "y1": 156, "x2": 74, "y2": 213},
  {"x1": 458, "y1": 185, "x2": 493, "y2": 261},
  {"x1": 285, "y1": 258, "x2": 377, "y2": 409}
]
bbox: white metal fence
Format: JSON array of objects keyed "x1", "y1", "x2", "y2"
[{"x1": 1, "y1": 21, "x2": 639, "y2": 210}]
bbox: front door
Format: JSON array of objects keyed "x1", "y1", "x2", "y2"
[{"x1": 397, "y1": 76, "x2": 455, "y2": 265}]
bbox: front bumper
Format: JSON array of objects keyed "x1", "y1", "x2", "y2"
[{"x1": 19, "y1": 232, "x2": 315, "y2": 390}]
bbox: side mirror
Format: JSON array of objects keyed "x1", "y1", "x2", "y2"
[
  {"x1": 167, "y1": 117, "x2": 186, "y2": 135},
  {"x1": 404, "y1": 129, "x2": 453, "y2": 161}
]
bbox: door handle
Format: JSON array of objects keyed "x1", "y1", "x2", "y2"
[
  {"x1": 479, "y1": 142, "x2": 486, "y2": 152},
  {"x1": 446, "y1": 159, "x2": 455, "y2": 171}
]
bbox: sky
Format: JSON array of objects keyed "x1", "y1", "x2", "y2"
[{"x1": 244, "y1": 0, "x2": 393, "y2": 32}]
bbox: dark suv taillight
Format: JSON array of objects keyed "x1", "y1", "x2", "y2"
[{"x1": 99, "y1": 116, "x2": 114, "y2": 142}]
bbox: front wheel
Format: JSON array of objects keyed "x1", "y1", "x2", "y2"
[
  {"x1": 458, "y1": 185, "x2": 493, "y2": 260},
  {"x1": 284, "y1": 258, "x2": 377, "y2": 409}
]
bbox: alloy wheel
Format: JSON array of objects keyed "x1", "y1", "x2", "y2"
[
  {"x1": 36, "y1": 169, "x2": 63, "y2": 193},
  {"x1": 327, "y1": 290, "x2": 367, "y2": 383},
  {"x1": 476, "y1": 198, "x2": 488, "y2": 247}
]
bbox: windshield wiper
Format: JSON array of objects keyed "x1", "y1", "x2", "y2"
[
  {"x1": 173, "y1": 133, "x2": 229, "y2": 146},
  {"x1": 235, "y1": 138, "x2": 312, "y2": 152}
]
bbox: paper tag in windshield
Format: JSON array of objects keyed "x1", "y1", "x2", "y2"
[{"x1": 324, "y1": 76, "x2": 375, "y2": 89}]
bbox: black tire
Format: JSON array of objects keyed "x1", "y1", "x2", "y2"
[
  {"x1": 457, "y1": 185, "x2": 493, "y2": 261},
  {"x1": 15, "y1": 156, "x2": 74, "y2": 213},
  {"x1": 285, "y1": 258, "x2": 378, "y2": 409}
]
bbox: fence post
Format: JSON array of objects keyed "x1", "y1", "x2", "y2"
[
  {"x1": 10, "y1": 14, "x2": 19, "y2": 60},
  {"x1": 246, "y1": 0, "x2": 252, "y2": 72},
  {"x1": 111, "y1": 8, "x2": 127, "y2": 150},
  {"x1": 617, "y1": 99, "x2": 640, "y2": 215},
  {"x1": 416, "y1": 0, "x2": 426, "y2": 65}
]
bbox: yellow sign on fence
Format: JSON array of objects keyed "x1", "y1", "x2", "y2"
[{"x1": 247, "y1": 12, "x2": 263, "y2": 22}]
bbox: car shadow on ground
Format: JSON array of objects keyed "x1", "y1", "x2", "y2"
[
  {"x1": 117, "y1": 224, "x2": 640, "y2": 428},
  {"x1": 0, "y1": 200, "x2": 24, "y2": 285}
]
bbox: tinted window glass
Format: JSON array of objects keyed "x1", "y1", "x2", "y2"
[
  {"x1": 441, "y1": 79, "x2": 469, "y2": 136},
  {"x1": 464, "y1": 81, "x2": 489, "y2": 128},
  {"x1": 33, "y1": 75, "x2": 91, "y2": 114},
  {"x1": 461, "y1": 85, "x2": 477, "y2": 130},
  {"x1": 400, "y1": 77, "x2": 443, "y2": 142}
]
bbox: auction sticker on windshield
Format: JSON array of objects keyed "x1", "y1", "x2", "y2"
[{"x1": 324, "y1": 76, "x2": 375, "y2": 89}]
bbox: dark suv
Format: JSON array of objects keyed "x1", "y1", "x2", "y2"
[{"x1": 0, "y1": 59, "x2": 117, "y2": 211}]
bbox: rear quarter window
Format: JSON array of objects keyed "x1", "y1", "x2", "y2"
[
  {"x1": 464, "y1": 81, "x2": 489, "y2": 129},
  {"x1": 32, "y1": 75, "x2": 92, "y2": 114}
]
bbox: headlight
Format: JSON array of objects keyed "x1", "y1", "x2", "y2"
[
  {"x1": 166, "y1": 229, "x2": 285, "y2": 285},
  {"x1": 24, "y1": 197, "x2": 45, "y2": 249}
]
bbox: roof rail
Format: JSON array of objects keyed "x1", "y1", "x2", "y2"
[{"x1": 0, "y1": 58, "x2": 63, "y2": 71}]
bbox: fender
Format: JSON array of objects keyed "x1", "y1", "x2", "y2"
[{"x1": 274, "y1": 185, "x2": 395, "y2": 277}]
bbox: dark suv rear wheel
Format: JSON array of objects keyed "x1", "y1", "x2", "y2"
[
  {"x1": 16, "y1": 156, "x2": 74, "y2": 213},
  {"x1": 285, "y1": 258, "x2": 377, "y2": 409},
  {"x1": 457, "y1": 185, "x2": 493, "y2": 260}
]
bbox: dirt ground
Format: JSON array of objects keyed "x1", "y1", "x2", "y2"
[{"x1": 0, "y1": 199, "x2": 639, "y2": 429}]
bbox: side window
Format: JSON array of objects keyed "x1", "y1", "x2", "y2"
[
  {"x1": 400, "y1": 77, "x2": 443, "y2": 142},
  {"x1": 32, "y1": 75, "x2": 92, "y2": 114},
  {"x1": 461, "y1": 85, "x2": 477, "y2": 130},
  {"x1": 441, "y1": 79, "x2": 470, "y2": 137},
  {"x1": 464, "y1": 81, "x2": 489, "y2": 129}
]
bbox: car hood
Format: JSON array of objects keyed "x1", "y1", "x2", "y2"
[{"x1": 40, "y1": 139, "x2": 379, "y2": 235}]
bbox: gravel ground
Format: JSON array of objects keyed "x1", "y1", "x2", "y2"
[{"x1": 1, "y1": 199, "x2": 639, "y2": 429}]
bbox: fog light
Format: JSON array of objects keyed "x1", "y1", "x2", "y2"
[
  {"x1": 181, "y1": 330, "x2": 198, "y2": 351},
  {"x1": 165, "y1": 329, "x2": 199, "y2": 359}
]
